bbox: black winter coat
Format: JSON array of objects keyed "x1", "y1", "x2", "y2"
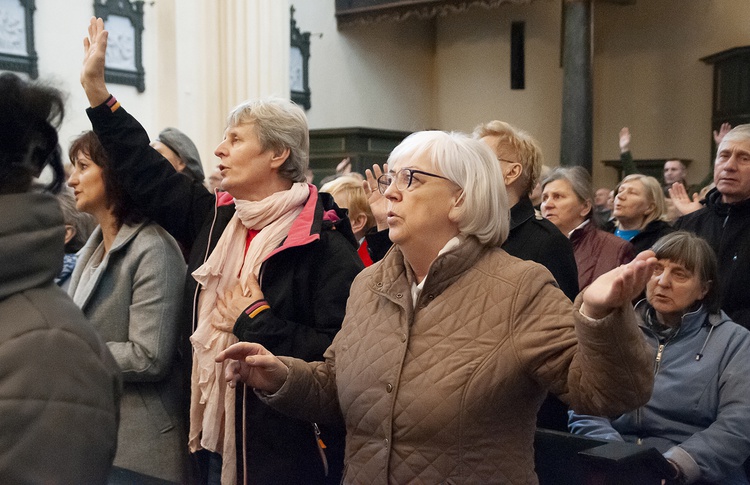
[
  {"x1": 675, "y1": 189, "x2": 750, "y2": 330},
  {"x1": 87, "y1": 102, "x2": 363, "y2": 484},
  {"x1": 624, "y1": 219, "x2": 674, "y2": 254},
  {"x1": 503, "y1": 196, "x2": 579, "y2": 302}
]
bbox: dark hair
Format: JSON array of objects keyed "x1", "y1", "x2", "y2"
[
  {"x1": 69, "y1": 131, "x2": 145, "y2": 227},
  {"x1": 0, "y1": 73, "x2": 65, "y2": 194},
  {"x1": 650, "y1": 231, "x2": 720, "y2": 313}
]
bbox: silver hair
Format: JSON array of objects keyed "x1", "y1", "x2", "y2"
[
  {"x1": 541, "y1": 166, "x2": 594, "y2": 219},
  {"x1": 227, "y1": 97, "x2": 309, "y2": 183}
]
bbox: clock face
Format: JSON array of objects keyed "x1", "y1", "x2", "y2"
[{"x1": 290, "y1": 46, "x2": 304, "y2": 91}]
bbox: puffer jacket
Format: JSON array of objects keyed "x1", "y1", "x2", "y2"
[
  {"x1": 0, "y1": 192, "x2": 121, "y2": 484},
  {"x1": 570, "y1": 220, "x2": 635, "y2": 290},
  {"x1": 569, "y1": 302, "x2": 750, "y2": 484},
  {"x1": 262, "y1": 236, "x2": 654, "y2": 484}
]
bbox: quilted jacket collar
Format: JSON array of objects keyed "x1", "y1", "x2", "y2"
[{"x1": 369, "y1": 236, "x2": 488, "y2": 311}]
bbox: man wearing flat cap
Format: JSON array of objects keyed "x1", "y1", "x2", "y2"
[{"x1": 151, "y1": 127, "x2": 205, "y2": 183}]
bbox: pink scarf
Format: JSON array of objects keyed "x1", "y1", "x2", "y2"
[{"x1": 189, "y1": 182, "x2": 310, "y2": 484}]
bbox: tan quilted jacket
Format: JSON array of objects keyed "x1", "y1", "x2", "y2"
[{"x1": 266, "y1": 236, "x2": 653, "y2": 484}]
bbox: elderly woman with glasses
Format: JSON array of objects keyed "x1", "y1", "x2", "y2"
[
  {"x1": 217, "y1": 130, "x2": 657, "y2": 484},
  {"x1": 569, "y1": 231, "x2": 750, "y2": 485}
]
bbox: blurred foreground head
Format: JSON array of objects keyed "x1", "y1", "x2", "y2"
[{"x1": 0, "y1": 73, "x2": 66, "y2": 195}]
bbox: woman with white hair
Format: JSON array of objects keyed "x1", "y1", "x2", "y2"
[{"x1": 217, "y1": 130, "x2": 657, "y2": 484}]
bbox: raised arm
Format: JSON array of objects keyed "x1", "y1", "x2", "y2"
[
  {"x1": 363, "y1": 163, "x2": 393, "y2": 262},
  {"x1": 81, "y1": 17, "x2": 110, "y2": 108},
  {"x1": 580, "y1": 250, "x2": 657, "y2": 319},
  {"x1": 618, "y1": 127, "x2": 639, "y2": 176},
  {"x1": 81, "y1": 18, "x2": 214, "y2": 248},
  {"x1": 668, "y1": 182, "x2": 703, "y2": 216}
]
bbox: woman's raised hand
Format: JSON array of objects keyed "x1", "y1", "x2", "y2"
[
  {"x1": 581, "y1": 251, "x2": 657, "y2": 319},
  {"x1": 363, "y1": 163, "x2": 389, "y2": 231},
  {"x1": 215, "y1": 342, "x2": 289, "y2": 394},
  {"x1": 81, "y1": 17, "x2": 110, "y2": 107}
]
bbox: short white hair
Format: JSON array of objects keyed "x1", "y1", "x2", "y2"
[{"x1": 387, "y1": 131, "x2": 510, "y2": 247}]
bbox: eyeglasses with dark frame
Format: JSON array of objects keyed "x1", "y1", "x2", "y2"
[{"x1": 377, "y1": 168, "x2": 449, "y2": 195}]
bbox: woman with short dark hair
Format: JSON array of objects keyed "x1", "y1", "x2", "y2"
[
  {"x1": 570, "y1": 231, "x2": 750, "y2": 484},
  {"x1": 67, "y1": 130, "x2": 189, "y2": 482}
]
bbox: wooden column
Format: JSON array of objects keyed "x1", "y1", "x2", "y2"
[{"x1": 560, "y1": 0, "x2": 593, "y2": 171}]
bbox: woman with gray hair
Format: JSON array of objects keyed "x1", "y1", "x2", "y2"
[
  {"x1": 82, "y1": 18, "x2": 363, "y2": 485},
  {"x1": 570, "y1": 231, "x2": 750, "y2": 484},
  {"x1": 541, "y1": 166, "x2": 635, "y2": 289},
  {"x1": 216, "y1": 130, "x2": 657, "y2": 484}
]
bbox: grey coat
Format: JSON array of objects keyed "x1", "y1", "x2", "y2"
[
  {"x1": 69, "y1": 220, "x2": 188, "y2": 482},
  {"x1": 0, "y1": 192, "x2": 120, "y2": 484}
]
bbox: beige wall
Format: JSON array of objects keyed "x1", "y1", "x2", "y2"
[
  {"x1": 12, "y1": 1, "x2": 750, "y2": 188},
  {"x1": 290, "y1": 1, "x2": 435, "y2": 132},
  {"x1": 432, "y1": 0, "x2": 562, "y2": 165},
  {"x1": 593, "y1": 0, "x2": 750, "y2": 188},
  {"x1": 293, "y1": 0, "x2": 750, "y2": 190}
]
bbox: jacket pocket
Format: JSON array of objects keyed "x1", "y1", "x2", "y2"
[{"x1": 137, "y1": 382, "x2": 175, "y2": 433}]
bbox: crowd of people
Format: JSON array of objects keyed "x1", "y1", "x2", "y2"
[{"x1": 2, "y1": 15, "x2": 750, "y2": 485}]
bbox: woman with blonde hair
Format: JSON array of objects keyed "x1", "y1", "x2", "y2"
[{"x1": 612, "y1": 173, "x2": 674, "y2": 253}]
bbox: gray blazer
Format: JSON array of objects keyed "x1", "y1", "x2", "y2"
[{"x1": 69, "y1": 220, "x2": 188, "y2": 482}]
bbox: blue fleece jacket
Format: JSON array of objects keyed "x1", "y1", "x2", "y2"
[{"x1": 569, "y1": 301, "x2": 750, "y2": 484}]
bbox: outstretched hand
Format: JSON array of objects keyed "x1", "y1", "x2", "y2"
[
  {"x1": 81, "y1": 17, "x2": 110, "y2": 107},
  {"x1": 581, "y1": 251, "x2": 657, "y2": 319},
  {"x1": 668, "y1": 182, "x2": 702, "y2": 216},
  {"x1": 363, "y1": 163, "x2": 389, "y2": 231},
  {"x1": 619, "y1": 127, "x2": 631, "y2": 153},
  {"x1": 215, "y1": 342, "x2": 289, "y2": 393}
]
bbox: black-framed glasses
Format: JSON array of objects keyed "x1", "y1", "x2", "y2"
[{"x1": 377, "y1": 168, "x2": 449, "y2": 194}]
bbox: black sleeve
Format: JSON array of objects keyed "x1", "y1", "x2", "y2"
[
  {"x1": 233, "y1": 231, "x2": 363, "y2": 361},
  {"x1": 536, "y1": 234, "x2": 580, "y2": 302},
  {"x1": 364, "y1": 228, "x2": 393, "y2": 263},
  {"x1": 86, "y1": 102, "x2": 215, "y2": 251}
]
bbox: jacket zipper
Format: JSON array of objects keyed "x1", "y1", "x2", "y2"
[
  {"x1": 313, "y1": 423, "x2": 329, "y2": 477},
  {"x1": 636, "y1": 342, "x2": 665, "y2": 445},
  {"x1": 190, "y1": 199, "x2": 221, "y2": 334}
]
